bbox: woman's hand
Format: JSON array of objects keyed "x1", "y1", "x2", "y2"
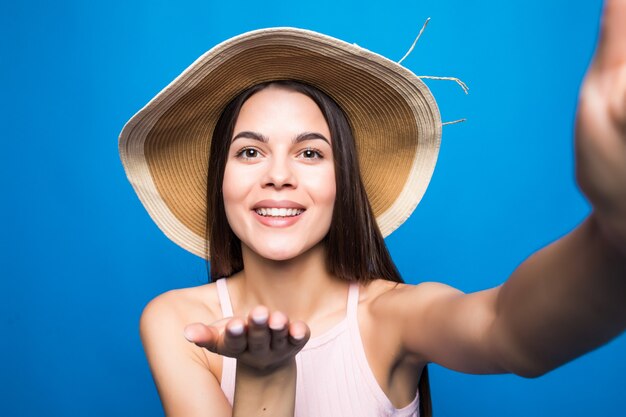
[
  {"x1": 576, "y1": 0, "x2": 626, "y2": 253},
  {"x1": 183, "y1": 306, "x2": 310, "y2": 372}
]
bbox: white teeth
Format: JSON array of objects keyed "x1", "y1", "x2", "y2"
[{"x1": 255, "y1": 208, "x2": 304, "y2": 217}]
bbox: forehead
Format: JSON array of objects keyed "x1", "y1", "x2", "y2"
[
  {"x1": 235, "y1": 86, "x2": 329, "y2": 134},
  {"x1": 240, "y1": 85, "x2": 319, "y2": 112}
]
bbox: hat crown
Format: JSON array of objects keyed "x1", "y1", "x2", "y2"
[{"x1": 119, "y1": 27, "x2": 441, "y2": 259}]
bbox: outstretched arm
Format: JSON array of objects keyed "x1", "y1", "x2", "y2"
[
  {"x1": 141, "y1": 293, "x2": 309, "y2": 417},
  {"x1": 495, "y1": 0, "x2": 626, "y2": 374},
  {"x1": 489, "y1": 216, "x2": 625, "y2": 376},
  {"x1": 388, "y1": 0, "x2": 626, "y2": 377}
]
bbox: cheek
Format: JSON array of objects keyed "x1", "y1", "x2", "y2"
[{"x1": 305, "y1": 165, "x2": 336, "y2": 208}]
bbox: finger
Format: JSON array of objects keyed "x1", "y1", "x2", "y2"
[
  {"x1": 287, "y1": 320, "x2": 310, "y2": 347},
  {"x1": 595, "y1": 0, "x2": 626, "y2": 68},
  {"x1": 269, "y1": 311, "x2": 289, "y2": 351},
  {"x1": 222, "y1": 318, "x2": 247, "y2": 355},
  {"x1": 247, "y1": 306, "x2": 270, "y2": 353},
  {"x1": 184, "y1": 323, "x2": 220, "y2": 352}
]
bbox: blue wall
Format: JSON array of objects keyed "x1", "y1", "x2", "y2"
[{"x1": 2, "y1": 0, "x2": 624, "y2": 416}]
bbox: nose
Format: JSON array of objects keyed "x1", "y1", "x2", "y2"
[{"x1": 262, "y1": 155, "x2": 296, "y2": 190}]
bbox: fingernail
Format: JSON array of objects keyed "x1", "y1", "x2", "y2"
[
  {"x1": 252, "y1": 310, "x2": 268, "y2": 325},
  {"x1": 183, "y1": 327, "x2": 195, "y2": 342},
  {"x1": 291, "y1": 329, "x2": 305, "y2": 340},
  {"x1": 228, "y1": 322, "x2": 244, "y2": 336},
  {"x1": 269, "y1": 320, "x2": 285, "y2": 331}
]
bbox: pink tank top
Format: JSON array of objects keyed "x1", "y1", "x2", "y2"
[{"x1": 215, "y1": 278, "x2": 420, "y2": 416}]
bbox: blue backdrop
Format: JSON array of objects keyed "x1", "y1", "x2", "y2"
[{"x1": 2, "y1": 0, "x2": 624, "y2": 416}]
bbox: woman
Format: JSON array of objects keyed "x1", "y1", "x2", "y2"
[{"x1": 119, "y1": 2, "x2": 626, "y2": 416}]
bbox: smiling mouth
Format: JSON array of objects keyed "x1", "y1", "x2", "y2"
[{"x1": 254, "y1": 208, "x2": 305, "y2": 217}]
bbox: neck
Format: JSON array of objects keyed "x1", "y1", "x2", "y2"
[{"x1": 232, "y1": 242, "x2": 348, "y2": 323}]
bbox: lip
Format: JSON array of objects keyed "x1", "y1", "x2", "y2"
[{"x1": 252, "y1": 199, "x2": 306, "y2": 210}]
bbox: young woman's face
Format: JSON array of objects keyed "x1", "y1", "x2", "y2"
[{"x1": 222, "y1": 85, "x2": 336, "y2": 261}]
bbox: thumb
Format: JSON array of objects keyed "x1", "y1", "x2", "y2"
[
  {"x1": 184, "y1": 323, "x2": 220, "y2": 351},
  {"x1": 594, "y1": 0, "x2": 626, "y2": 69}
]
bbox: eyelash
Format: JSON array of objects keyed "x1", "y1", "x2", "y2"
[
  {"x1": 234, "y1": 147, "x2": 324, "y2": 160},
  {"x1": 298, "y1": 147, "x2": 324, "y2": 160},
  {"x1": 235, "y1": 147, "x2": 262, "y2": 160}
]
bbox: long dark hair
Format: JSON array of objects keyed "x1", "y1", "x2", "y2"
[{"x1": 205, "y1": 80, "x2": 432, "y2": 416}]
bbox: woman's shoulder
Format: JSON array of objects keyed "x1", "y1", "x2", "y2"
[
  {"x1": 360, "y1": 278, "x2": 420, "y2": 302},
  {"x1": 139, "y1": 282, "x2": 233, "y2": 408},
  {"x1": 356, "y1": 279, "x2": 437, "y2": 385},
  {"x1": 139, "y1": 282, "x2": 229, "y2": 378},
  {"x1": 362, "y1": 278, "x2": 458, "y2": 317},
  {"x1": 140, "y1": 281, "x2": 224, "y2": 335},
  {"x1": 359, "y1": 279, "x2": 462, "y2": 363}
]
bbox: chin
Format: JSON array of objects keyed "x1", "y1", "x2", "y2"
[
  {"x1": 256, "y1": 245, "x2": 307, "y2": 262},
  {"x1": 245, "y1": 238, "x2": 322, "y2": 263}
]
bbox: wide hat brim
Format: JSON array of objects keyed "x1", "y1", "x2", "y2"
[{"x1": 119, "y1": 27, "x2": 442, "y2": 259}]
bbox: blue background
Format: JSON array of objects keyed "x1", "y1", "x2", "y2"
[{"x1": 2, "y1": 0, "x2": 624, "y2": 416}]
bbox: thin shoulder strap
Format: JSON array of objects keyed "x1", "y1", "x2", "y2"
[
  {"x1": 215, "y1": 278, "x2": 236, "y2": 405},
  {"x1": 346, "y1": 282, "x2": 360, "y2": 321},
  {"x1": 216, "y1": 278, "x2": 234, "y2": 318}
]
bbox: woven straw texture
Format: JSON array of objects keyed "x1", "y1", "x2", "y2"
[{"x1": 119, "y1": 28, "x2": 441, "y2": 259}]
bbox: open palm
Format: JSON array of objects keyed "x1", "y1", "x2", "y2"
[{"x1": 184, "y1": 306, "x2": 311, "y2": 371}]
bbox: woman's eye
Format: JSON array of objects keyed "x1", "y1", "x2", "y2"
[
  {"x1": 236, "y1": 148, "x2": 261, "y2": 159},
  {"x1": 299, "y1": 148, "x2": 323, "y2": 159}
]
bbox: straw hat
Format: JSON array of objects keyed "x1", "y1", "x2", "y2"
[{"x1": 119, "y1": 27, "x2": 442, "y2": 259}]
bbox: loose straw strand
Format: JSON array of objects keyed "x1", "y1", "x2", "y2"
[
  {"x1": 398, "y1": 17, "x2": 431, "y2": 65},
  {"x1": 396, "y1": 18, "x2": 469, "y2": 126},
  {"x1": 442, "y1": 119, "x2": 466, "y2": 126},
  {"x1": 417, "y1": 75, "x2": 469, "y2": 94}
]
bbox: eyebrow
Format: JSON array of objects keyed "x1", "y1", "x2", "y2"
[{"x1": 231, "y1": 131, "x2": 330, "y2": 145}]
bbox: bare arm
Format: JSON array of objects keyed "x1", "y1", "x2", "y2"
[
  {"x1": 140, "y1": 292, "x2": 231, "y2": 417},
  {"x1": 232, "y1": 361, "x2": 297, "y2": 416},
  {"x1": 490, "y1": 216, "x2": 626, "y2": 376},
  {"x1": 491, "y1": 0, "x2": 626, "y2": 375},
  {"x1": 392, "y1": 216, "x2": 625, "y2": 376},
  {"x1": 140, "y1": 292, "x2": 309, "y2": 417},
  {"x1": 388, "y1": 0, "x2": 626, "y2": 377}
]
